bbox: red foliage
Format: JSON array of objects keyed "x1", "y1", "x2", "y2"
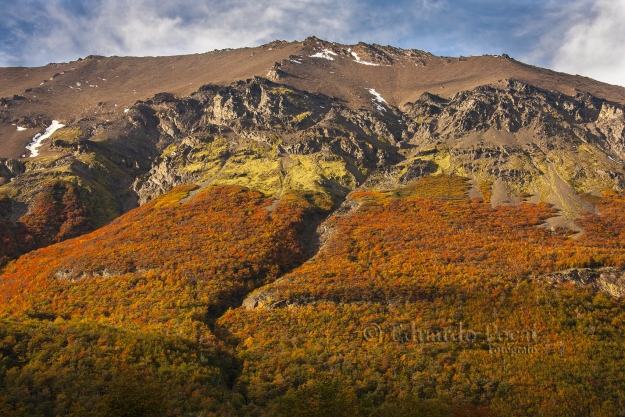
[
  {"x1": 0, "y1": 182, "x2": 93, "y2": 267},
  {"x1": 0, "y1": 185, "x2": 321, "y2": 327},
  {"x1": 17, "y1": 182, "x2": 93, "y2": 250}
]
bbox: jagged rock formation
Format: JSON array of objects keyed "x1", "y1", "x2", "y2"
[
  {"x1": 125, "y1": 77, "x2": 625, "y2": 224},
  {"x1": 130, "y1": 78, "x2": 403, "y2": 204},
  {"x1": 0, "y1": 158, "x2": 25, "y2": 185},
  {"x1": 1, "y1": 37, "x2": 625, "y2": 263},
  {"x1": 595, "y1": 103, "x2": 625, "y2": 158}
]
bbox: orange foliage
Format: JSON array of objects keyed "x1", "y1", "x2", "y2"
[
  {"x1": 3, "y1": 179, "x2": 625, "y2": 415},
  {"x1": 0, "y1": 184, "x2": 321, "y2": 329},
  {"x1": 0, "y1": 182, "x2": 93, "y2": 268},
  {"x1": 220, "y1": 182, "x2": 625, "y2": 416}
]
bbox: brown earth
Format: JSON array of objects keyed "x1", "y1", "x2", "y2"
[{"x1": 2, "y1": 36, "x2": 625, "y2": 159}]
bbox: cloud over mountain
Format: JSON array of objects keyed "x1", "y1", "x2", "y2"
[
  {"x1": 0, "y1": 0, "x2": 623, "y2": 86},
  {"x1": 550, "y1": 0, "x2": 625, "y2": 86}
]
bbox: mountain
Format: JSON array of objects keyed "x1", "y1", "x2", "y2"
[
  {"x1": 2, "y1": 37, "x2": 625, "y2": 238},
  {"x1": 1, "y1": 37, "x2": 625, "y2": 416}
]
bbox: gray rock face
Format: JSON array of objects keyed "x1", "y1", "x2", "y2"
[
  {"x1": 595, "y1": 103, "x2": 625, "y2": 159},
  {"x1": 5, "y1": 75, "x2": 625, "y2": 239},
  {"x1": 132, "y1": 136, "x2": 222, "y2": 204},
  {"x1": 131, "y1": 77, "x2": 407, "y2": 202},
  {"x1": 125, "y1": 77, "x2": 625, "y2": 224},
  {"x1": 404, "y1": 79, "x2": 611, "y2": 142},
  {"x1": 542, "y1": 267, "x2": 625, "y2": 298},
  {"x1": 0, "y1": 158, "x2": 25, "y2": 185}
]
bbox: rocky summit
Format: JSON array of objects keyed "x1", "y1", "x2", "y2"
[
  {"x1": 1, "y1": 38, "x2": 625, "y2": 416},
  {"x1": 2, "y1": 38, "x2": 625, "y2": 233}
]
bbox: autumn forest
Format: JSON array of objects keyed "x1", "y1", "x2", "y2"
[{"x1": 0, "y1": 175, "x2": 624, "y2": 416}]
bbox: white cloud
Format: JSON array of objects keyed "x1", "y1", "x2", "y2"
[
  {"x1": 4, "y1": 0, "x2": 622, "y2": 90},
  {"x1": 0, "y1": 0, "x2": 451, "y2": 67},
  {"x1": 548, "y1": 0, "x2": 625, "y2": 87},
  {"x1": 1, "y1": 0, "x2": 358, "y2": 66}
]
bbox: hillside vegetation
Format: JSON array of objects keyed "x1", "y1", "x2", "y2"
[
  {"x1": 0, "y1": 178, "x2": 624, "y2": 415},
  {"x1": 2, "y1": 37, "x2": 625, "y2": 416},
  {"x1": 0, "y1": 184, "x2": 328, "y2": 416}
]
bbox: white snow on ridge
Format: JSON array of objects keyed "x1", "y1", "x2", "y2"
[
  {"x1": 25, "y1": 120, "x2": 65, "y2": 158},
  {"x1": 309, "y1": 49, "x2": 337, "y2": 61},
  {"x1": 373, "y1": 103, "x2": 386, "y2": 112},
  {"x1": 367, "y1": 88, "x2": 387, "y2": 112},
  {"x1": 16, "y1": 126, "x2": 27, "y2": 131},
  {"x1": 349, "y1": 49, "x2": 380, "y2": 66},
  {"x1": 368, "y1": 88, "x2": 387, "y2": 104}
]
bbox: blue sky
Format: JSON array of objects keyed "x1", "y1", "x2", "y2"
[{"x1": 1, "y1": 0, "x2": 624, "y2": 86}]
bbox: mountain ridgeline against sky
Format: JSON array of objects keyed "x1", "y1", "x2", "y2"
[
  {"x1": 1, "y1": 38, "x2": 625, "y2": 416},
  {"x1": 2, "y1": 37, "x2": 625, "y2": 232}
]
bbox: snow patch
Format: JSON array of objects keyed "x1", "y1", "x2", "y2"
[
  {"x1": 368, "y1": 88, "x2": 387, "y2": 104},
  {"x1": 25, "y1": 120, "x2": 65, "y2": 158},
  {"x1": 16, "y1": 126, "x2": 27, "y2": 131},
  {"x1": 124, "y1": 108, "x2": 129, "y2": 113},
  {"x1": 373, "y1": 103, "x2": 386, "y2": 112},
  {"x1": 310, "y1": 49, "x2": 337, "y2": 61},
  {"x1": 350, "y1": 50, "x2": 380, "y2": 66},
  {"x1": 290, "y1": 59, "x2": 302, "y2": 64},
  {"x1": 608, "y1": 155, "x2": 616, "y2": 161},
  {"x1": 367, "y1": 88, "x2": 387, "y2": 111}
]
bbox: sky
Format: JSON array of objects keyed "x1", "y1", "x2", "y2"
[{"x1": 0, "y1": 0, "x2": 624, "y2": 86}]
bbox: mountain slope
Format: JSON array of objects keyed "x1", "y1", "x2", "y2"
[
  {"x1": 2, "y1": 180, "x2": 625, "y2": 415},
  {"x1": 2, "y1": 38, "x2": 625, "y2": 416},
  {"x1": 1, "y1": 38, "x2": 624, "y2": 280},
  {"x1": 0, "y1": 184, "x2": 329, "y2": 415},
  {"x1": 2, "y1": 36, "x2": 625, "y2": 160}
]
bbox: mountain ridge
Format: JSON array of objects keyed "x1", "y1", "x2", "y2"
[
  {"x1": 2, "y1": 37, "x2": 625, "y2": 416},
  {"x1": 2, "y1": 37, "x2": 625, "y2": 158},
  {"x1": 1, "y1": 38, "x2": 625, "y2": 262}
]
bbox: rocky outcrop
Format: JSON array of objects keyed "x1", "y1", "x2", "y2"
[
  {"x1": 133, "y1": 136, "x2": 229, "y2": 204},
  {"x1": 124, "y1": 76, "x2": 625, "y2": 222},
  {"x1": 0, "y1": 158, "x2": 25, "y2": 185},
  {"x1": 131, "y1": 77, "x2": 406, "y2": 202},
  {"x1": 362, "y1": 159, "x2": 432, "y2": 189},
  {"x1": 404, "y1": 79, "x2": 609, "y2": 141},
  {"x1": 395, "y1": 80, "x2": 625, "y2": 218},
  {"x1": 54, "y1": 267, "x2": 122, "y2": 281},
  {"x1": 595, "y1": 103, "x2": 625, "y2": 159},
  {"x1": 6, "y1": 75, "x2": 625, "y2": 246},
  {"x1": 541, "y1": 267, "x2": 625, "y2": 298}
]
